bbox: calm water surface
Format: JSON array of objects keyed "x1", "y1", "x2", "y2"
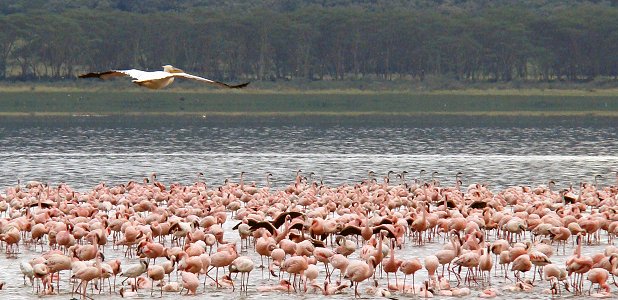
[{"x1": 0, "y1": 115, "x2": 617, "y2": 299}]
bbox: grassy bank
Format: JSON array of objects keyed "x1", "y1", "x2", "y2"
[{"x1": 2, "y1": 82, "x2": 618, "y2": 117}]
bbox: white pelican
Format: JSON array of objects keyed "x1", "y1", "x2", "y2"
[{"x1": 78, "y1": 65, "x2": 249, "y2": 89}]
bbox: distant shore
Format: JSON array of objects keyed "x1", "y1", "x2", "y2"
[
  {"x1": 3, "y1": 80, "x2": 618, "y2": 95},
  {"x1": 2, "y1": 82, "x2": 618, "y2": 117},
  {"x1": 1, "y1": 111, "x2": 617, "y2": 118}
]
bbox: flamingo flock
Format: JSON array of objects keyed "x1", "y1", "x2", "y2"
[{"x1": 0, "y1": 170, "x2": 618, "y2": 299}]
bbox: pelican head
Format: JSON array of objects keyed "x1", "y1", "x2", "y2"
[{"x1": 162, "y1": 65, "x2": 184, "y2": 73}]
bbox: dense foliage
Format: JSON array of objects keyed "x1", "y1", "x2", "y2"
[{"x1": 1, "y1": 1, "x2": 618, "y2": 83}]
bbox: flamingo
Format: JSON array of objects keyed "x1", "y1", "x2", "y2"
[
  {"x1": 425, "y1": 255, "x2": 440, "y2": 282},
  {"x1": 147, "y1": 265, "x2": 165, "y2": 296},
  {"x1": 587, "y1": 268, "x2": 610, "y2": 295},
  {"x1": 311, "y1": 280, "x2": 348, "y2": 295},
  {"x1": 304, "y1": 264, "x2": 319, "y2": 291},
  {"x1": 269, "y1": 248, "x2": 286, "y2": 277},
  {"x1": 479, "y1": 246, "x2": 493, "y2": 284},
  {"x1": 20, "y1": 261, "x2": 34, "y2": 286},
  {"x1": 180, "y1": 271, "x2": 199, "y2": 295},
  {"x1": 436, "y1": 234, "x2": 461, "y2": 278},
  {"x1": 313, "y1": 247, "x2": 334, "y2": 281},
  {"x1": 282, "y1": 255, "x2": 309, "y2": 292},
  {"x1": 228, "y1": 256, "x2": 254, "y2": 294},
  {"x1": 209, "y1": 244, "x2": 238, "y2": 287},
  {"x1": 257, "y1": 279, "x2": 292, "y2": 292},
  {"x1": 329, "y1": 253, "x2": 350, "y2": 282},
  {"x1": 543, "y1": 263, "x2": 568, "y2": 294},
  {"x1": 335, "y1": 236, "x2": 356, "y2": 257},
  {"x1": 383, "y1": 239, "x2": 402, "y2": 287},
  {"x1": 567, "y1": 235, "x2": 593, "y2": 293},
  {"x1": 43, "y1": 253, "x2": 72, "y2": 292},
  {"x1": 71, "y1": 258, "x2": 101, "y2": 299},
  {"x1": 400, "y1": 257, "x2": 422, "y2": 293},
  {"x1": 120, "y1": 259, "x2": 148, "y2": 291},
  {"x1": 511, "y1": 254, "x2": 532, "y2": 283},
  {"x1": 8, "y1": 170, "x2": 618, "y2": 300},
  {"x1": 32, "y1": 263, "x2": 50, "y2": 294},
  {"x1": 345, "y1": 256, "x2": 377, "y2": 298}
]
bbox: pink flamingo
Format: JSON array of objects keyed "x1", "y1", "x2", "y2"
[
  {"x1": 329, "y1": 253, "x2": 350, "y2": 282},
  {"x1": 587, "y1": 268, "x2": 610, "y2": 295},
  {"x1": 43, "y1": 253, "x2": 72, "y2": 292},
  {"x1": 257, "y1": 279, "x2": 292, "y2": 292},
  {"x1": 383, "y1": 239, "x2": 402, "y2": 287},
  {"x1": 345, "y1": 256, "x2": 377, "y2": 298},
  {"x1": 229, "y1": 256, "x2": 254, "y2": 294},
  {"x1": 400, "y1": 257, "x2": 422, "y2": 293},
  {"x1": 311, "y1": 280, "x2": 348, "y2": 295},
  {"x1": 180, "y1": 271, "x2": 199, "y2": 295},
  {"x1": 282, "y1": 255, "x2": 309, "y2": 292},
  {"x1": 71, "y1": 258, "x2": 101, "y2": 299},
  {"x1": 567, "y1": 235, "x2": 593, "y2": 293},
  {"x1": 209, "y1": 244, "x2": 238, "y2": 287},
  {"x1": 147, "y1": 265, "x2": 165, "y2": 296}
]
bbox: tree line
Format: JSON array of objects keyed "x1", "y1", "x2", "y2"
[{"x1": 1, "y1": 4, "x2": 618, "y2": 83}]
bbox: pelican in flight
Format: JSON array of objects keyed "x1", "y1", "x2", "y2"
[{"x1": 78, "y1": 65, "x2": 249, "y2": 89}]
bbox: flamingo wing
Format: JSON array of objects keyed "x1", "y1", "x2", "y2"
[
  {"x1": 232, "y1": 218, "x2": 260, "y2": 230},
  {"x1": 338, "y1": 225, "x2": 362, "y2": 236},
  {"x1": 310, "y1": 238, "x2": 326, "y2": 248},
  {"x1": 288, "y1": 220, "x2": 305, "y2": 231},
  {"x1": 372, "y1": 224, "x2": 397, "y2": 238},
  {"x1": 232, "y1": 222, "x2": 243, "y2": 230},
  {"x1": 250, "y1": 221, "x2": 277, "y2": 235},
  {"x1": 271, "y1": 213, "x2": 288, "y2": 229},
  {"x1": 272, "y1": 211, "x2": 305, "y2": 229},
  {"x1": 378, "y1": 218, "x2": 394, "y2": 225}
]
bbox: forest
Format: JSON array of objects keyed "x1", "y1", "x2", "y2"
[{"x1": 1, "y1": 0, "x2": 618, "y2": 85}]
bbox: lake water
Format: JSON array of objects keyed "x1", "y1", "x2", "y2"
[
  {"x1": 0, "y1": 114, "x2": 617, "y2": 299},
  {"x1": 1, "y1": 115, "x2": 617, "y2": 191}
]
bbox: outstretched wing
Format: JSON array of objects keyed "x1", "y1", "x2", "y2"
[
  {"x1": 372, "y1": 224, "x2": 397, "y2": 238},
  {"x1": 272, "y1": 211, "x2": 305, "y2": 229},
  {"x1": 338, "y1": 225, "x2": 362, "y2": 236},
  {"x1": 78, "y1": 69, "x2": 156, "y2": 81},
  {"x1": 250, "y1": 221, "x2": 277, "y2": 235},
  {"x1": 172, "y1": 72, "x2": 250, "y2": 89}
]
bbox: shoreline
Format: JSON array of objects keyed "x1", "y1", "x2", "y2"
[
  {"x1": 3, "y1": 82, "x2": 618, "y2": 96},
  {"x1": 2, "y1": 83, "x2": 618, "y2": 117},
  {"x1": 0, "y1": 111, "x2": 618, "y2": 117}
]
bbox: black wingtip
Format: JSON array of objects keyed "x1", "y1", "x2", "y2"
[
  {"x1": 78, "y1": 71, "x2": 115, "y2": 79},
  {"x1": 232, "y1": 221, "x2": 242, "y2": 230},
  {"x1": 229, "y1": 82, "x2": 250, "y2": 89},
  {"x1": 78, "y1": 72, "x2": 100, "y2": 79}
]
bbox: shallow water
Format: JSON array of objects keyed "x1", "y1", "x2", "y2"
[
  {"x1": 0, "y1": 115, "x2": 617, "y2": 299},
  {"x1": 0, "y1": 116, "x2": 617, "y2": 190}
]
